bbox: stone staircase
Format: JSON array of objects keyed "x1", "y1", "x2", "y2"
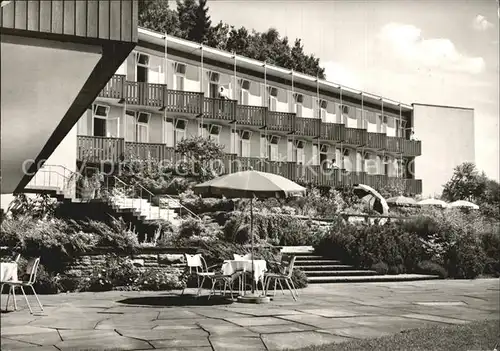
[
  {"x1": 284, "y1": 247, "x2": 440, "y2": 284},
  {"x1": 108, "y1": 192, "x2": 184, "y2": 226},
  {"x1": 23, "y1": 164, "x2": 198, "y2": 227}
]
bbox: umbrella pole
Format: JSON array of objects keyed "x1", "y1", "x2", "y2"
[{"x1": 250, "y1": 197, "x2": 255, "y2": 295}]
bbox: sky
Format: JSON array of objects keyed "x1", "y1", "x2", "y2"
[{"x1": 171, "y1": 0, "x2": 499, "y2": 180}]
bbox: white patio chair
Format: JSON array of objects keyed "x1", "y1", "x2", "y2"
[
  {"x1": 181, "y1": 254, "x2": 236, "y2": 299},
  {"x1": 263, "y1": 255, "x2": 298, "y2": 301},
  {"x1": 2, "y1": 257, "x2": 44, "y2": 314}
]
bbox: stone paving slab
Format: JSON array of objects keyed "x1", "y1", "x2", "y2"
[{"x1": 0, "y1": 279, "x2": 498, "y2": 351}]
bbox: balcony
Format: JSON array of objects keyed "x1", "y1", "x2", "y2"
[
  {"x1": 77, "y1": 136, "x2": 422, "y2": 194},
  {"x1": 77, "y1": 136, "x2": 124, "y2": 163},
  {"x1": 99, "y1": 75, "x2": 126, "y2": 100},
  {"x1": 385, "y1": 137, "x2": 421, "y2": 156},
  {"x1": 96, "y1": 76, "x2": 421, "y2": 155},
  {"x1": 320, "y1": 123, "x2": 345, "y2": 141},
  {"x1": 345, "y1": 128, "x2": 368, "y2": 146},
  {"x1": 295, "y1": 117, "x2": 321, "y2": 137},
  {"x1": 267, "y1": 111, "x2": 295, "y2": 132},
  {"x1": 401, "y1": 139, "x2": 422, "y2": 156},
  {"x1": 236, "y1": 105, "x2": 266, "y2": 127},
  {"x1": 203, "y1": 98, "x2": 237, "y2": 121},
  {"x1": 366, "y1": 133, "x2": 386, "y2": 150},
  {"x1": 164, "y1": 90, "x2": 204, "y2": 115}
]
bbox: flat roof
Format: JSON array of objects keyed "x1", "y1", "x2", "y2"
[
  {"x1": 138, "y1": 27, "x2": 414, "y2": 112},
  {"x1": 412, "y1": 103, "x2": 474, "y2": 111}
]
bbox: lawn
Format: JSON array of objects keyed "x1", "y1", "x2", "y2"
[{"x1": 293, "y1": 319, "x2": 500, "y2": 351}]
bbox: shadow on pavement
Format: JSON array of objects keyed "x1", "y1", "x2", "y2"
[{"x1": 117, "y1": 294, "x2": 234, "y2": 307}]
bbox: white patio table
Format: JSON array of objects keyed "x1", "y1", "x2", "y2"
[
  {"x1": 1, "y1": 262, "x2": 18, "y2": 283},
  {"x1": 222, "y1": 260, "x2": 267, "y2": 296}
]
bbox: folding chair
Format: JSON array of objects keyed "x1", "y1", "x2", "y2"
[
  {"x1": 263, "y1": 255, "x2": 298, "y2": 301},
  {"x1": 2, "y1": 257, "x2": 44, "y2": 314}
]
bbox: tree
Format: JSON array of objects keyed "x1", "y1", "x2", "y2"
[
  {"x1": 175, "y1": 136, "x2": 225, "y2": 181},
  {"x1": 442, "y1": 162, "x2": 487, "y2": 202},
  {"x1": 176, "y1": 0, "x2": 211, "y2": 43},
  {"x1": 205, "y1": 21, "x2": 230, "y2": 49},
  {"x1": 140, "y1": 0, "x2": 326, "y2": 78},
  {"x1": 138, "y1": 0, "x2": 182, "y2": 36}
]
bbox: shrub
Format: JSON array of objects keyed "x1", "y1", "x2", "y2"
[
  {"x1": 481, "y1": 231, "x2": 500, "y2": 276},
  {"x1": 33, "y1": 265, "x2": 63, "y2": 294},
  {"x1": 371, "y1": 262, "x2": 389, "y2": 275},
  {"x1": 136, "y1": 267, "x2": 185, "y2": 291},
  {"x1": 445, "y1": 232, "x2": 486, "y2": 279},
  {"x1": 291, "y1": 268, "x2": 308, "y2": 289},
  {"x1": 416, "y1": 260, "x2": 448, "y2": 278},
  {"x1": 178, "y1": 217, "x2": 221, "y2": 241}
]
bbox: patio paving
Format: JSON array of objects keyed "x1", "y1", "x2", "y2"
[{"x1": 1, "y1": 279, "x2": 498, "y2": 351}]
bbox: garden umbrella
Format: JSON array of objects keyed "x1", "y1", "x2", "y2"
[
  {"x1": 193, "y1": 170, "x2": 306, "y2": 298},
  {"x1": 449, "y1": 200, "x2": 479, "y2": 209},
  {"x1": 386, "y1": 195, "x2": 417, "y2": 207},
  {"x1": 353, "y1": 184, "x2": 389, "y2": 215},
  {"x1": 417, "y1": 198, "x2": 449, "y2": 208}
]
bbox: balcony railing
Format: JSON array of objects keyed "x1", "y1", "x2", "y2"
[
  {"x1": 345, "y1": 128, "x2": 367, "y2": 146},
  {"x1": 386, "y1": 136, "x2": 402, "y2": 153},
  {"x1": 366, "y1": 133, "x2": 386, "y2": 150},
  {"x1": 401, "y1": 139, "x2": 422, "y2": 156},
  {"x1": 99, "y1": 74, "x2": 125, "y2": 100},
  {"x1": 295, "y1": 117, "x2": 321, "y2": 137},
  {"x1": 124, "y1": 142, "x2": 167, "y2": 162},
  {"x1": 77, "y1": 136, "x2": 123, "y2": 163},
  {"x1": 96, "y1": 76, "x2": 421, "y2": 155},
  {"x1": 77, "y1": 136, "x2": 422, "y2": 194},
  {"x1": 236, "y1": 105, "x2": 266, "y2": 126},
  {"x1": 164, "y1": 90, "x2": 204, "y2": 115},
  {"x1": 320, "y1": 123, "x2": 345, "y2": 141},
  {"x1": 267, "y1": 111, "x2": 295, "y2": 132},
  {"x1": 203, "y1": 98, "x2": 237, "y2": 121}
]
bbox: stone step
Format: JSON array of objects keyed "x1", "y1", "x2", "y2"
[
  {"x1": 307, "y1": 274, "x2": 441, "y2": 284},
  {"x1": 298, "y1": 265, "x2": 360, "y2": 271},
  {"x1": 294, "y1": 260, "x2": 342, "y2": 265},
  {"x1": 280, "y1": 246, "x2": 315, "y2": 254},
  {"x1": 294, "y1": 255, "x2": 325, "y2": 260},
  {"x1": 305, "y1": 270, "x2": 378, "y2": 277}
]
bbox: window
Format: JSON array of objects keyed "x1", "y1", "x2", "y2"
[
  {"x1": 294, "y1": 93, "x2": 303, "y2": 115},
  {"x1": 268, "y1": 96, "x2": 277, "y2": 111},
  {"x1": 396, "y1": 119, "x2": 407, "y2": 137},
  {"x1": 318, "y1": 99, "x2": 328, "y2": 120},
  {"x1": 267, "y1": 135, "x2": 280, "y2": 161},
  {"x1": 136, "y1": 112, "x2": 150, "y2": 143},
  {"x1": 93, "y1": 104, "x2": 109, "y2": 118},
  {"x1": 136, "y1": 52, "x2": 149, "y2": 83},
  {"x1": 239, "y1": 130, "x2": 252, "y2": 157},
  {"x1": 209, "y1": 124, "x2": 221, "y2": 144},
  {"x1": 341, "y1": 104, "x2": 350, "y2": 115},
  {"x1": 208, "y1": 71, "x2": 220, "y2": 98},
  {"x1": 174, "y1": 63, "x2": 186, "y2": 91},
  {"x1": 294, "y1": 140, "x2": 305, "y2": 164},
  {"x1": 164, "y1": 117, "x2": 175, "y2": 147},
  {"x1": 267, "y1": 86, "x2": 278, "y2": 111},
  {"x1": 175, "y1": 119, "x2": 187, "y2": 143},
  {"x1": 92, "y1": 104, "x2": 117, "y2": 138},
  {"x1": 312, "y1": 144, "x2": 319, "y2": 166},
  {"x1": 125, "y1": 110, "x2": 136, "y2": 141}
]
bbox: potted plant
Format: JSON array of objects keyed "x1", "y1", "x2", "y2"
[{"x1": 80, "y1": 177, "x2": 95, "y2": 200}]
